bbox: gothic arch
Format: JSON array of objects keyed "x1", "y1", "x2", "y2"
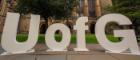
[
  {"x1": 89, "y1": 21, "x2": 96, "y2": 33},
  {"x1": 65, "y1": 20, "x2": 74, "y2": 33},
  {"x1": 39, "y1": 21, "x2": 47, "y2": 34}
]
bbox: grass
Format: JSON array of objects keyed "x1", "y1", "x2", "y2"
[{"x1": 16, "y1": 34, "x2": 120, "y2": 44}]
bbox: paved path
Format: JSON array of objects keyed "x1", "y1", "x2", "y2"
[{"x1": 0, "y1": 44, "x2": 140, "y2": 60}]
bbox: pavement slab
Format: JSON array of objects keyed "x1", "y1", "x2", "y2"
[
  {"x1": 0, "y1": 54, "x2": 36, "y2": 60},
  {"x1": 0, "y1": 44, "x2": 139, "y2": 60}
]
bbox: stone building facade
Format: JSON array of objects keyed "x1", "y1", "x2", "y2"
[{"x1": 0, "y1": 0, "x2": 112, "y2": 34}]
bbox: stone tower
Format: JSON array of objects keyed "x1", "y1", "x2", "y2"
[
  {"x1": 75, "y1": 0, "x2": 112, "y2": 18},
  {"x1": 0, "y1": 0, "x2": 113, "y2": 33},
  {"x1": 72, "y1": 0, "x2": 112, "y2": 33}
]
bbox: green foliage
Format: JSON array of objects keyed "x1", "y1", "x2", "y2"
[
  {"x1": 15, "y1": 0, "x2": 76, "y2": 20},
  {"x1": 106, "y1": 0, "x2": 140, "y2": 20}
]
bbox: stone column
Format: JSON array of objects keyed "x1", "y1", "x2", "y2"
[
  {"x1": 95, "y1": 0, "x2": 101, "y2": 17},
  {"x1": 83, "y1": 0, "x2": 89, "y2": 16}
]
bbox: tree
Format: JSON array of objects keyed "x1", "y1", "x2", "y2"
[
  {"x1": 106, "y1": 0, "x2": 140, "y2": 20},
  {"x1": 106, "y1": 0, "x2": 140, "y2": 35},
  {"x1": 15, "y1": 0, "x2": 77, "y2": 33}
]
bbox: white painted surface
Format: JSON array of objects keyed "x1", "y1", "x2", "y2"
[
  {"x1": 46, "y1": 23, "x2": 71, "y2": 51},
  {"x1": 74, "y1": 17, "x2": 89, "y2": 51},
  {"x1": 1, "y1": 12, "x2": 40, "y2": 54},
  {"x1": 95, "y1": 14, "x2": 140, "y2": 54}
]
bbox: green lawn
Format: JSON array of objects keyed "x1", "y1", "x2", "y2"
[{"x1": 16, "y1": 34, "x2": 120, "y2": 44}]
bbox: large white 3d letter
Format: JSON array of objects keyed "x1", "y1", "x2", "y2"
[
  {"x1": 95, "y1": 14, "x2": 140, "y2": 54},
  {"x1": 46, "y1": 23, "x2": 71, "y2": 51},
  {"x1": 1, "y1": 12, "x2": 40, "y2": 54},
  {"x1": 74, "y1": 17, "x2": 89, "y2": 51}
]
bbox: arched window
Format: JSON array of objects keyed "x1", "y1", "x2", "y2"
[
  {"x1": 88, "y1": 0, "x2": 96, "y2": 17},
  {"x1": 79, "y1": 0, "x2": 96, "y2": 17}
]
